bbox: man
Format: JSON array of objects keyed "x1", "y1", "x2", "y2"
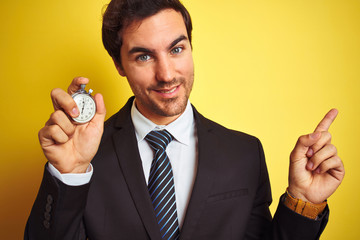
[{"x1": 25, "y1": 0, "x2": 344, "y2": 239}]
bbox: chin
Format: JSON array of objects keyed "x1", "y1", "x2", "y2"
[{"x1": 153, "y1": 98, "x2": 188, "y2": 117}]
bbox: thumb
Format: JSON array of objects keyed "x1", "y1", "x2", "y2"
[
  {"x1": 90, "y1": 93, "x2": 106, "y2": 126},
  {"x1": 290, "y1": 132, "x2": 321, "y2": 162}
]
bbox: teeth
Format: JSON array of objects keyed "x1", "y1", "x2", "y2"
[{"x1": 160, "y1": 87, "x2": 176, "y2": 93}]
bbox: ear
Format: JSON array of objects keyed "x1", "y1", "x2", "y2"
[{"x1": 113, "y1": 58, "x2": 126, "y2": 77}]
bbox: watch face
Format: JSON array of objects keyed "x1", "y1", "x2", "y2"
[{"x1": 72, "y1": 94, "x2": 96, "y2": 123}]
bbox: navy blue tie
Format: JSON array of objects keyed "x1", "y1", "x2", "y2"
[{"x1": 145, "y1": 130, "x2": 180, "y2": 240}]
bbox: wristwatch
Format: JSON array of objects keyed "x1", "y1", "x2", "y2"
[{"x1": 283, "y1": 189, "x2": 327, "y2": 219}]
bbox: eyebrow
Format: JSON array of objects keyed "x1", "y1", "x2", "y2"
[
  {"x1": 128, "y1": 34, "x2": 188, "y2": 56},
  {"x1": 168, "y1": 35, "x2": 187, "y2": 50}
]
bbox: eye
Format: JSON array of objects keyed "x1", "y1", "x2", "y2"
[
  {"x1": 171, "y1": 46, "x2": 183, "y2": 55},
  {"x1": 136, "y1": 54, "x2": 151, "y2": 62}
]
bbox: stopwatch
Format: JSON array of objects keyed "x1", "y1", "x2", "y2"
[{"x1": 71, "y1": 84, "x2": 96, "y2": 124}]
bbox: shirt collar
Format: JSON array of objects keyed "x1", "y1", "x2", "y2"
[{"x1": 131, "y1": 99, "x2": 194, "y2": 146}]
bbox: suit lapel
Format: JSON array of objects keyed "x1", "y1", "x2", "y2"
[
  {"x1": 180, "y1": 108, "x2": 219, "y2": 239},
  {"x1": 111, "y1": 98, "x2": 162, "y2": 240}
]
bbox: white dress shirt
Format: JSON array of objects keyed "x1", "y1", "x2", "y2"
[
  {"x1": 131, "y1": 100, "x2": 197, "y2": 227},
  {"x1": 48, "y1": 99, "x2": 198, "y2": 228}
]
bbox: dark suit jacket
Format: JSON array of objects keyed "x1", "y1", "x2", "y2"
[{"x1": 25, "y1": 97, "x2": 329, "y2": 240}]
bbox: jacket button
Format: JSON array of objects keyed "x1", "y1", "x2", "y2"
[
  {"x1": 47, "y1": 194, "x2": 53, "y2": 204},
  {"x1": 45, "y1": 203, "x2": 52, "y2": 212},
  {"x1": 44, "y1": 212, "x2": 51, "y2": 221},
  {"x1": 43, "y1": 220, "x2": 50, "y2": 229}
]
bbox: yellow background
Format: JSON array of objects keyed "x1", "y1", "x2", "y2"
[{"x1": 1, "y1": 0, "x2": 359, "y2": 239}]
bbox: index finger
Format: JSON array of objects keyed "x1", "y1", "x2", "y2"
[
  {"x1": 51, "y1": 88, "x2": 79, "y2": 117},
  {"x1": 67, "y1": 77, "x2": 90, "y2": 95},
  {"x1": 314, "y1": 108, "x2": 338, "y2": 132}
]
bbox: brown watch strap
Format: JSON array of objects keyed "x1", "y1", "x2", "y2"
[{"x1": 283, "y1": 190, "x2": 327, "y2": 219}]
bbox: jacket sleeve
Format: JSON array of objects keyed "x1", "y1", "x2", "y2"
[
  {"x1": 24, "y1": 165, "x2": 90, "y2": 240},
  {"x1": 245, "y1": 139, "x2": 329, "y2": 240},
  {"x1": 270, "y1": 196, "x2": 329, "y2": 239}
]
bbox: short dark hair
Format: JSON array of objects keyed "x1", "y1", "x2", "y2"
[{"x1": 102, "y1": 0, "x2": 192, "y2": 67}]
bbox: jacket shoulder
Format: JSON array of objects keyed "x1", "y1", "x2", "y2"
[
  {"x1": 195, "y1": 109, "x2": 261, "y2": 145},
  {"x1": 101, "y1": 97, "x2": 134, "y2": 140}
]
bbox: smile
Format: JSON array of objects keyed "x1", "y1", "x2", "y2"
[
  {"x1": 153, "y1": 85, "x2": 180, "y2": 98},
  {"x1": 159, "y1": 87, "x2": 177, "y2": 94}
]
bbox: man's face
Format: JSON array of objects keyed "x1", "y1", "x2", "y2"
[{"x1": 118, "y1": 9, "x2": 194, "y2": 124}]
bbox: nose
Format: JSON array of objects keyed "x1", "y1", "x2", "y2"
[{"x1": 155, "y1": 55, "x2": 175, "y2": 82}]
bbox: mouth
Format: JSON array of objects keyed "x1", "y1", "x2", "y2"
[
  {"x1": 153, "y1": 85, "x2": 180, "y2": 97},
  {"x1": 157, "y1": 87, "x2": 177, "y2": 93}
]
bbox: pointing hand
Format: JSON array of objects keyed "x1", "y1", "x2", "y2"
[{"x1": 288, "y1": 109, "x2": 344, "y2": 204}]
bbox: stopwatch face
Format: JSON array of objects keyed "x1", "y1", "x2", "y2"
[{"x1": 72, "y1": 94, "x2": 96, "y2": 123}]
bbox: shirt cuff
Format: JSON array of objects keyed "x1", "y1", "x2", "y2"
[{"x1": 47, "y1": 162, "x2": 93, "y2": 186}]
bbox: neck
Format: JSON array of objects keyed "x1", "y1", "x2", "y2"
[{"x1": 148, "y1": 115, "x2": 180, "y2": 125}]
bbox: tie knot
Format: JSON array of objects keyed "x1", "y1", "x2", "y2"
[{"x1": 145, "y1": 130, "x2": 173, "y2": 152}]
